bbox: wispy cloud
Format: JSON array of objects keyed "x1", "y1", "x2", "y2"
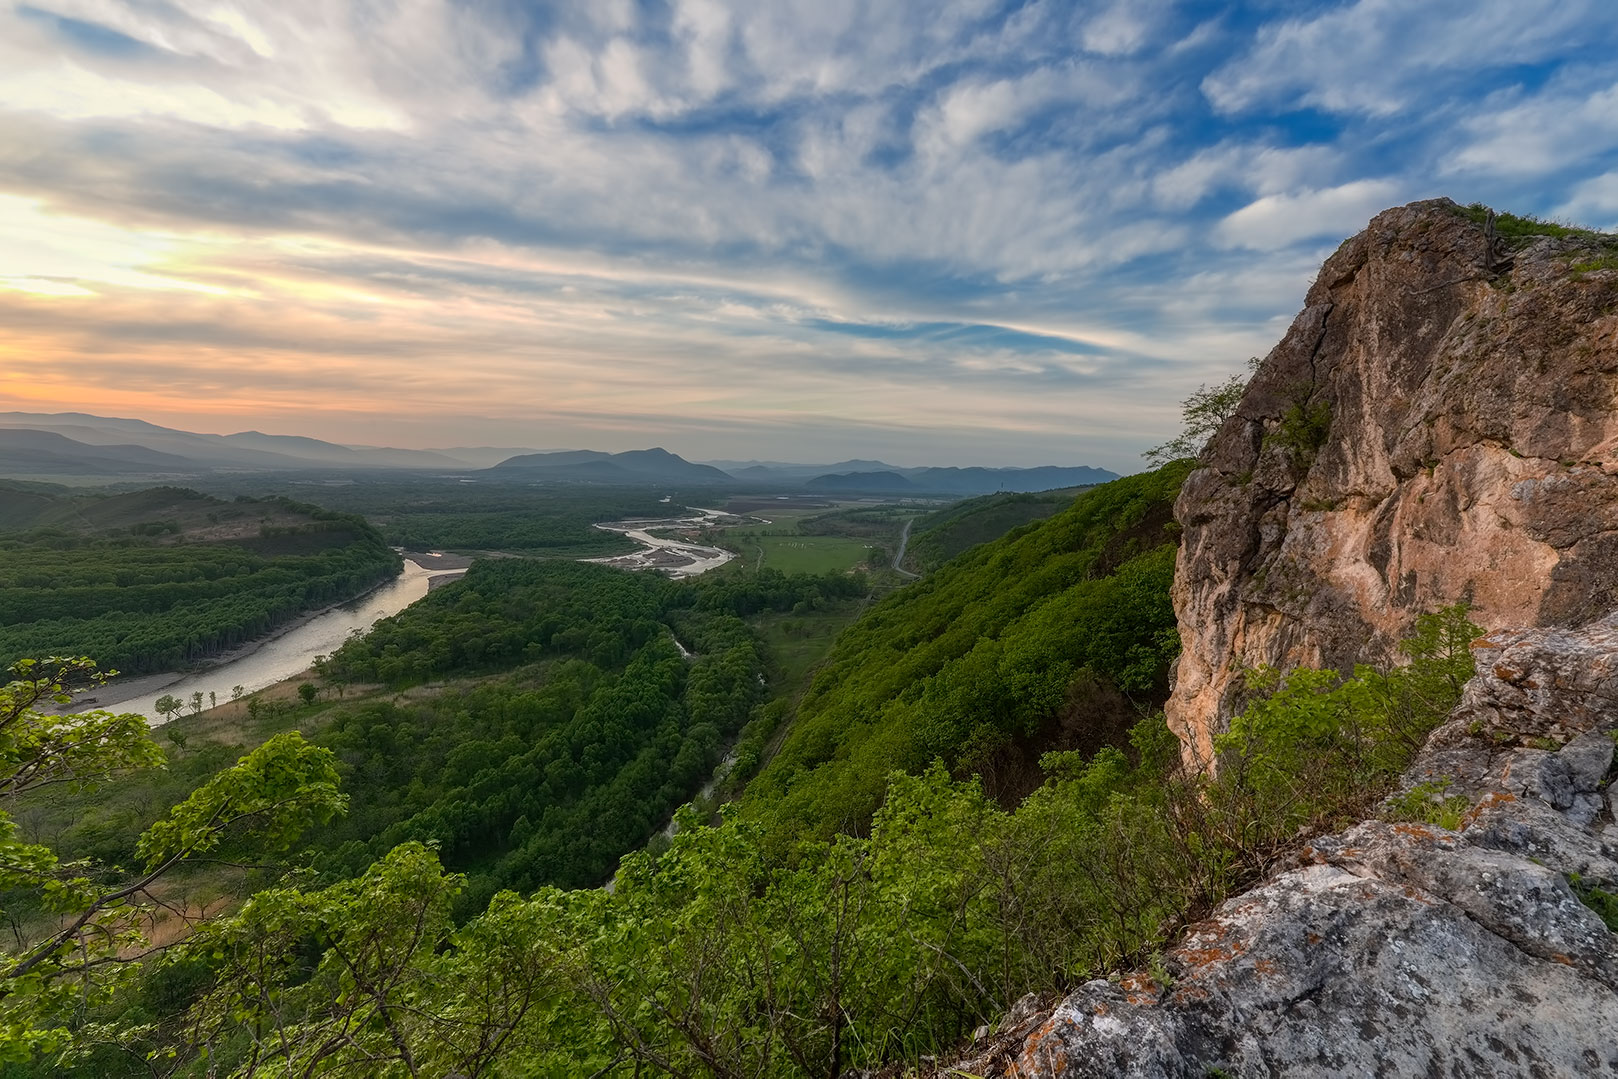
[{"x1": 0, "y1": 0, "x2": 1613, "y2": 469}]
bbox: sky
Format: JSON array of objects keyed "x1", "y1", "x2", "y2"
[{"x1": 2, "y1": 1, "x2": 1617, "y2": 471}]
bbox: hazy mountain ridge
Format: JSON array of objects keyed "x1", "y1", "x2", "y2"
[
  {"x1": 801, "y1": 465, "x2": 1118, "y2": 493},
  {"x1": 0, "y1": 413, "x2": 536, "y2": 474},
  {"x1": 0, "y1": 428, "x2": 201, "y2": 475},
  {"x1": 488, "y1": 446, "x2": 735, "y2": 484},
  {"x1": 0, "y1": 412, "x2": 1116, "y2": 494}
]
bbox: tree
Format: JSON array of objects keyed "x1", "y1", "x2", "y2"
[
  {"x1": 231, "y1": 685, "x2": 245, "y2": 701},
  {"x1": 0, "y1": 657, "x2": 347, "y2": 1061},
  {"x1": 1142, "y1": 360, "x2": 1257, "y2": 466},
  {"x1": 297, "y1": 682, "x2": 319, "y2": 706},
  {"x1": 154, "y1": 694, "x2": 183, "y2": 721},
  {"x1": 209, "y1": 691, "x2": 217, "y2": 709},
  {"x1": 190, "y1": 690, "x2": 205, "y2": 715}
]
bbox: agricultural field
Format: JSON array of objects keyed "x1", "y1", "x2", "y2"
[{"x1": 716, "y1": 501, "x2": 921, "y2": 575}]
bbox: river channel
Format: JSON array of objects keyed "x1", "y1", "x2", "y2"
[
  {"x1": 84, "y1": 559, "x2": 458, "y2": 723},
  {"x1": 85, "y1": 510, "x2": 739, "y2": 723},
  {"x1": 584, "y1": 508, "x2": 738, "y2": 577}
]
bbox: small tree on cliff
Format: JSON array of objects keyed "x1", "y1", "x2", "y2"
[{"x1": 1143, "y1": 359, "x2": 1257, "y2": 466}]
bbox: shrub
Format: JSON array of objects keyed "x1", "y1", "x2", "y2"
[{"x1": 1386, "y1": 778, "x2": 1470, "y2": 830}]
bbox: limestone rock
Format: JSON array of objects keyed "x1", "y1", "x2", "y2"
[
  {"x1": 958, "y1": 613, "x2": 1618, "y2": 1077},
  {"x1": 1167, "y1": 199, "x2": 1618, "y2": 766}
]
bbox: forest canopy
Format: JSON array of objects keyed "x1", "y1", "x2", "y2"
[{"x1": 0, "y1": 489, "x2": 399, "y2": 675}]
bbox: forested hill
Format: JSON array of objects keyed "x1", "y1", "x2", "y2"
[
  {"x1": 0, "y1": 487, "x2": 400, "y2": 674},
  {"x1": 902, "y1": 485, "x2": 1090, "y2": 573},
  {"x1": 743, "y1": 461, "x2": 1191, "y2": 841}
]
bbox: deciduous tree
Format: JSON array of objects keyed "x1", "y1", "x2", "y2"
[{"x1": 0, "y1": 658, "x2": 346, "y2": 1060}]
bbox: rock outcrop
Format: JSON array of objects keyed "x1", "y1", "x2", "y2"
[
  {"x1": 1167, "y1": 198, "x2": 1618, "y2": 766},
  {"x1": 955, "y1": 615, "x2": 1618, "y2": 1077}
]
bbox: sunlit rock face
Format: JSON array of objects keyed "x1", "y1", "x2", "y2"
[
  {"x1": 957, "y1": 616, "x2": 1618, "y2": 1077},
  {"x1": 1167, "y1": 198, "x2": 1618, "y2": 767}
]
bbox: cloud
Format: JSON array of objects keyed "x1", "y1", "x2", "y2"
[
  {"x1": 1214, "y1": 180, "x2": 1405, "y2": 251},
  {"x1": 1447, "y1": 77, "x2": 1618, "y2": 179},
  {"x1": 1554, "y1": 172, "x2": 1618, "y2": 230},
  {"x1": 1203, "y1": 0, "x2": 1618, "y2": 117},
  {"x1": 0, "y1": 0, "x2": 1613, "y2": 471}
]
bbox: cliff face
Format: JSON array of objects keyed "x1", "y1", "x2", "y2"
[
  {"x1": 957, "y1": 615, "x2": 1618, "y2": 1077},
  {"x1": 1167, "y1": 198, "x2": 1618, "y2": 765}
]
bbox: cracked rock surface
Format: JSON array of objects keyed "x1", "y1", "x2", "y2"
[
  {"x1": 958, "y1": 617, "x2": 1618, "y2": 1078},
  {"x1": 1165, "y1": 198, "x2": 1618, "y2": 766}
]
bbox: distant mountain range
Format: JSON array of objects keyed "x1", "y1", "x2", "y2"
[
  {"x1": 0, "y1": 412, "x2": 544, "y2": 474},
  {"x1": 489, "y1": 448, "x2": 734, "y2": 485},
  {"x1": 799, "y1": 465, "x2": 1118, "y2": 494},
  {"x1": 0, "y1": 411, "x2": 1119, "y2": 494}
]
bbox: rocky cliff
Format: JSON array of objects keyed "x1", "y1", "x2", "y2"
[
  {"x1": 955, "y1": 615, "x2": 1618, "y2": 1077},
  {"x1": 1167, "y1": 198, "x2": 1618, "y2": 766}
]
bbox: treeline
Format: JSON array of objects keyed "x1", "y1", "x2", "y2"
[
  {"x1": 325, "y1": 560, "x2": 865, "y2": 683},
  {"x1": 0, "y1": 501, "x2": 399, "y2": 675},
  {"x1": 742, "y1": 463, "x2": 1192, "y2": 842},
  {"x1": 210, "y1": 480, "x2": 682, "y2": 553}
]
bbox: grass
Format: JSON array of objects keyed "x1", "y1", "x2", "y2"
[
  {"x1": 719, "y1": 501, "x2": 898, "y2": 575},
  {"x1": 1459, "y1": 202, "x2": 1617, "y2": 249},
  {"x1": 751, "y1": 603, "x2": 868, "y2": 694},
  {"x1": 1571, "y1": 254, "x2": 1618, "y2": 275},
  {"x1": 748, "y1": 534, "x2": 874, "y2": 573}
]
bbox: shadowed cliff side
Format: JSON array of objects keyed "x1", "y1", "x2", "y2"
[{"x1": 1168, "y1": 197, "x2": 1618, "y2": 766}]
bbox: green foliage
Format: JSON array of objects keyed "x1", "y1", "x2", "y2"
[
  {"x1": 1266, "y1": 399, "x2": 1332, "y2": 463},
  {"x1": 221, "y1": 480, "x2": 674, "y2": 555},
  {"x1": 1460, "y1": 202, "x2": 1604, "y2": 245},
  {"x1": 32, "y1": 560, "x2": 865, "y2": 933},
  {"x1": 744, "y1": 464, "x2": 1191, "y2": 842},
  {"x1": 9, "y1": 585, "x2": 1483, "y2": 1075},
  {"x1": 181, "y1": 842, "x2": 463, "y2": 1075},
  {"x1": 1570, "y1": 253, "x2": 1618, "y2": 275},
  {"x1": 1215, "y1": 604, "x2": 1480, "y2": 854},
  {"x1": 0, "y1": 494, "x2": 399, "y2": 675},
  {"x1": 135, "y1": 732, "x2": 345, "y2": 870},
  {"x1": 0, "y1": 660, "x2": 341, "y2": 1062},
  {"x1": 159, "y1": 599, "x2": 1472, "y2": 1077},
  {"x1": 1143, "y1": 363, "x2": 1254, "y2": 466},
  {"x1": 1458, "y1": 203, "x2": 1618, "y2": 269},
  {"x1": 314, "y1": 564, "x2": 857, "y2": 903},
  {"x1": 904, "y1": 488, "x2": 1081, "y2": 573},
  {"x1": 1386, "y1": 779, "x2": 1470, "y2": 831},
  {"x1": 1569, "y1": 873, "x2": 1618, "y2": 933}
]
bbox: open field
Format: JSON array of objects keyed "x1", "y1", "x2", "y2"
[
  {"x1": 716, "y1": 500, "x2": 922, "y2": 575},
  {"x1": 745, "y1": 533, "x2": 874, "y2": 573},
  {"x1": 750, "y1": 602, "x2": 868, "y2": 693}
]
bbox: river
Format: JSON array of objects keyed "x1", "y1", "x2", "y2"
[
  {"x1": 82, "y1": 559, "x2": 459, "y2": 723},
  {"x1": 583, "y1": 508, "x2": 738, "y2": 577}
]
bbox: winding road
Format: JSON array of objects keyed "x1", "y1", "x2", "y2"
[{"x1": 892, "y1": 517, "x2": 919, "y2": 579}]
